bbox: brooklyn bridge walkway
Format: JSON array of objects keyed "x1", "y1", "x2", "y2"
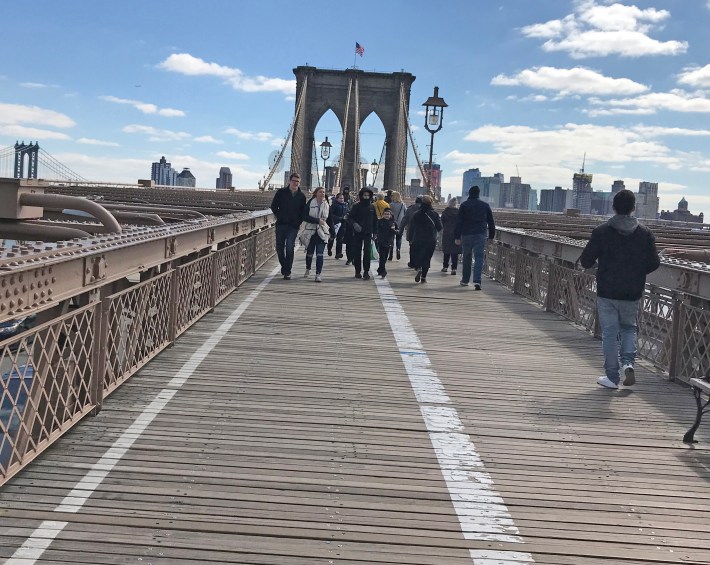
[{"x1": 1, "y1": 250, "x2": 709, "y2": 565}]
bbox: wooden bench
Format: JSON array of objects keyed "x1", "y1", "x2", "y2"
[{"x1": 684, "y1": 377, "x2": 710, "y2": 443}]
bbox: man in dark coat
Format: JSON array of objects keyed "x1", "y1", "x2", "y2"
[
  {"x1": 327, "y1": 192, "x2": 348, "y2": 258},
  {"x1": 348, "y1": 187, "x2": 377, "y2": 279},
  {"x1": 440, "y1": 199, "x2": 461, "y2": 275},
  {"x1": 401, "y1": 195, "x2": 423, "y2": 268},
  {"x1": 270, "y1": 173, "x2": 306, "y2": 279},
  {"x1": 579, "y1": 189, "x2": 660, "y2": 390},
  {"x1": 454, "y1": 186, "x2": 496, "y2": 290},
  {"x1": 409, "y1": 195, "x2": 442, "y2": 283}
]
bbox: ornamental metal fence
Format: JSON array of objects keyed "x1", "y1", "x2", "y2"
[
  {"x1": 485, "y1": 239, "x2": 709, "y2": 385},
  {"x1": 0, "y1": 226, "x2": 275, "y2": 484}
]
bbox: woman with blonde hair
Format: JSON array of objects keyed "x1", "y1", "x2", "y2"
[{"x1": 388, "y1": 191, "x2": 407, "y2": 260}]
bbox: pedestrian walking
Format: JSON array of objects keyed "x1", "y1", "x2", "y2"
[
  {"x1": 300, "y1": 187, "x2": 332, "y2": 283},
  {"x1": 579, "y1": 189, "x2": 660, "y2": 390},
  {"x1": 401, "y1": 195, "x2": 422, "y2": 268},
  {"x1": 374, "y1": 193, "x2": 390, "y2": 219},
  {"x1": 270, "y1": 173, "x2": 306, "y2": 280},
  {"x1": 348, "y1": 187, "x2": 377, "y2": 280},
  {"x1": 454, "y1": 186, "x2": 496, "y2": 290},
  {"x1": 409, "y1": 195, "x2": 442, "y2": 283},
  {"x1": 376, "y1": 208, "x2": 398, "y2": 278},
  {"x1": 441, "y1": 198, "x2": 461, "y2": 276},
  {"x1": 328, "y1": 192, "x2": 348, "y2": 258},
  {"x1": 388, "y1": 191, "x2": 407, "y2": 261}
]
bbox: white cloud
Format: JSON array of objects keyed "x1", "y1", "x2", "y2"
[
  {"x1": 632, "y1": 126, "x2": 710, "y2": 137},
  {"x1": 122, "y1": 124, "x2": 191, "y2": 142},
  {"x1": 678, "y1": 64, "x2": 710, "y2": 88},
  {"x1": 101, "y1": 95, "x2": 185, "y2": 117},
  {"x1": 0, "y1": 125, "x2": 71, "y2": 140},
  {"x1": 521, "y1": 1, "x2": 687, "y2": 58},
  {"x1": 587, "y1": 90, "x2": 710, "y2": 116},
  {"x1": 194, "y1": 135, "x2": 223, "y2": 144},
  {"x1": 491, "y1": 66, "x2": 648, "y2": 96},
  {"x1": 224, "y1": 127, "x2": 273, "y2": 141},
  {"x1": 20, "y1": 82, "x2": 56, "y2": 89},
  {"x1": 77, "y1": 137, "x2": 120, "y2": 147},
  {"x1": 158, "y1": 53, "x2": 296, "y2": 95},
  {"x1": 216, "y1": 151, "x2": 249, "y2": 160},
  {"x1": 0, "y1": 102, "x2": 75, "y2": 128}
]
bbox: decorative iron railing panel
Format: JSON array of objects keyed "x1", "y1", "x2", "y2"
[{"x1": 0, "y1": 224, "x2": 275, "y2": 485}]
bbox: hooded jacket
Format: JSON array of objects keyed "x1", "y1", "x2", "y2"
[
  {"x1": 579, "y1": 214, "x2": 660, "y2": 301},
  {"x1": 454, "y1": 194, "x2": 495, "y2": 239},
  {"x1": 348, "y1": 188, "x2": 377, "y2": 236}
]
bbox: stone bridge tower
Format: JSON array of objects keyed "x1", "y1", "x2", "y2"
[{"x1": 291, "y1": 66, "x2": 415, "y2": 192}]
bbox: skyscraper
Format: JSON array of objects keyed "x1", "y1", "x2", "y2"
[
  {"x1": 151, "y1": 156, "x2": 177, "y2": 186},
  {"x1": 216, "y1": 167, "x2": 233, "y2": 189},
  {"x1": 611, "y1": 180, "x2": 625, "y2": 194},
  {"x1": 462, "y1": 168, "x2": 481, "y2": 193},
  {"x1": 635, "y1": 181, "x2": 659, "y2": 219},
  {"x1": 572, "y1": 172, "x2": 593, "y2": 214},
  {"x1": 176, "y1": 168, "x2": 196, "y2": 188},
  {"x1": 423, "y1": 163, "x2": 442, "y2": 199}
]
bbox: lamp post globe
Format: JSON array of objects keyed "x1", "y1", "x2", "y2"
[
  {"x1": 422, "y1": 86, "x2": 448, "y2": 200},
  {"x1": 320, "y1": 136, "x2": 332, "y2": 189}
]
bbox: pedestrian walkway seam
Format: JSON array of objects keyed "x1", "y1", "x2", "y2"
[
  {"x1": 373, "y1": 276, "x2": 535, "y2": 564},
  {"x1": 5, "y1": 265, "x2": 281, "y2": 565}
]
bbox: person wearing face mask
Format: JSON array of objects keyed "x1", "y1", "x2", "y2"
[
  {"x1": 348, "y1": 187, "x2": 377, "y2": 280},
  {"x1": 300, "y1": 187, "x2": 332, "y2": 282}
]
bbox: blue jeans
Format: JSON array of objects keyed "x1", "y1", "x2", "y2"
[
  {"x1": 460, "y1": 234, "x2": 487, "y2": 284},
  {"x1": 275, "y1": 225, "x2": 298, "y2": 276},
  {"x1": 597, "y1": 297, "x2": 639, "y2": 384},
  {"x1": 305, "y1": 235, "x2": 326, "y2": 274}
]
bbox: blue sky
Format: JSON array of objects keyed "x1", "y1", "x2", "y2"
[{"x1": 1, "y1": 0, "x2": 710, "y2": 218}]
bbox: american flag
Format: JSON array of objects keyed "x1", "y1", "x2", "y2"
[{"x1": 355, "y1": 42, "x2": 364, "y2": 57}]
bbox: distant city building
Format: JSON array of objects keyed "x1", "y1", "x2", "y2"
[
  {"x1": 539, "y1": 186, "x2": 570, "y2": 213},
  {"x1": 611, "y1": 180, "x2": 625, "y2": 194},
  {"x1": 635, "y1": 181, "x2": 659, "y2": 219},
  {"x1": 151, "y1": 156, "x2": 177, "y2": 186},
  {"x1": 216, "y1": 167, "x2": 232, "y2": 189},
  {"x1": 423, "y1": 163, "x2": 442, "y2": 200},
  {"x1": 660, "y1": 197, "x2": 704, "y2": 223},
  {"x1": 591, "y1": 191, "x2": 612, "y2": 216},
  {"x1": 462, "y1": 168, "x2": 481, "y2": 193},
  {"x1": 500, "y1": 176, "x2": 531, "y2": 210},
  {"x1": 401, "y1": 178, "x2": 423, "y2": 200},
  {"x1": 529, "y1": 189, "x2": 538, "y2": 211},
  {"x1": 572, "y1": 172, "x2": 593, "y2": 214},
  {"x1": 176, "y1": 168, "x2": 196, "y2": 188}
]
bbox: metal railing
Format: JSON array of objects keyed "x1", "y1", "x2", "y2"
[
  {"x1": 0, "y1": 224, "x2": 275, "y2": 484},
  {"x1": 486, "y1": 231, "x2": 710, "y2": 385}
]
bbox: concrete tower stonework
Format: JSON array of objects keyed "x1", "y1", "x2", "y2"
[{"x1": 291, "y1": 66, "x2": 415, "y2": 192}]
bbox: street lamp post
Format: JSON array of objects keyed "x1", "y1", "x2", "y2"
[
  {"x1": 370, "y1": 159, "x2": 379, "y2": 188},
  {"x1": 422, "y1": 86, "x2": 448, "y2": 200},
  {"x1": 320, "y1": 136, "x2": 332, "y2": 189}
]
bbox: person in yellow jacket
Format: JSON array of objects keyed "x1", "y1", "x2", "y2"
[{"x1": 373, "y1": 193, "x2": 390, "y2": 220}]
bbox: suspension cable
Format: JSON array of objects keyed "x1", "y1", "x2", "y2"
[{"x1": 334, "y1": 78, "x2": 352, "y2": 190}]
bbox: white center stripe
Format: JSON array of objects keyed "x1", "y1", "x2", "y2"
[
  {"x1": 7, "y1": 265, "x2": 281, "y2": 565},
  {"x1": 374, "y1": 277, "x2": 535, "y2": 563}
]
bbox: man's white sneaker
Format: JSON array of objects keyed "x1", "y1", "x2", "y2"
[
  {"x1": 314, "y1": 274, "x2": 322, "y2": 282},
  {"x1": 303, "y1": 269, "x2": 310, "y2": 278},
  {"x1": 597, "y1": 376, "x2": 619, "y2": 389},
  {"x1": 622, "y1": 364, "x2": 635, "y2": 386}
]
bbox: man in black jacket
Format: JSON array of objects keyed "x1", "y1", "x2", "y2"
[
  {"x1": 454, "y1": 186, "x2": 496, "y2": 290},
  {"x1": 270, "y1": 173, "x2": 306, "y2": 279},
  {"x1": 348, "y1": 187, "x2": 377, "y2": 280},
  {"x1": 579, "y1": 189, "x2": 660, "y2": 389}
]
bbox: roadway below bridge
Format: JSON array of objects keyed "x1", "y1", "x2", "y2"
[{"x1": 1, "y1": 247, "x2": 709, "y2": 564}]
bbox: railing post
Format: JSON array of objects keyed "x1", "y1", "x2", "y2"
[
  {"x1": 168, "y1": 269, "x2": 179, "y2": 344},
  {"x1": 513, "y1": 250, "x2": 525, "y2": 295},
  {"x1": 209, "y1": 253, "x2": 218, "y2": 312},
  {"x1": 668, "y1": 294, "x2": 684, "y2": 382},
  {"x1": 90, "y1": 297, "x2": 109, "y2": 415},
  {"x1": 545, "y1": 262, "x2": 557, "y2": 312}
]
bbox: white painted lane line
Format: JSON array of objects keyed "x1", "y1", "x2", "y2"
[
  {"x1": 373, "y1": 277, "x2": 535, "y2": 563},
  {"x1": 6, "y1": 265, "x2": 281, "y2": 565},
  {"x1": 5, "y1": 521, "x2": 68, "y2": 565}
]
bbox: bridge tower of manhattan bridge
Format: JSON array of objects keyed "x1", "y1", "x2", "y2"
[{"x1": 290, "y1": 66, "x2": 415, "y2": 193}]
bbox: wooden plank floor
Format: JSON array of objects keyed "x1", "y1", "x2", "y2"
[{"x1": 1, "y1": 247, "x2": 709, "y2": 564}]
